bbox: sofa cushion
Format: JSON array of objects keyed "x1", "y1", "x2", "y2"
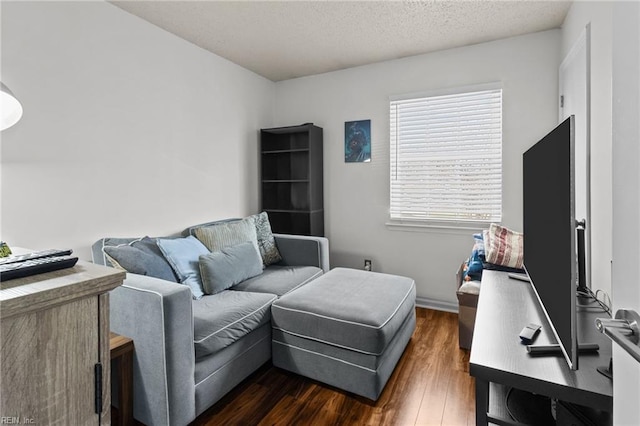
[
  {"x1": 249, "y1": 212, "x2": 282, "y2": 266},
  {"x1": 192, "y1": 290, "x2": 277, "y2": 359},
  {"x1": 199, "y1": 242, "x2": 263, "y2": 295},
  {"x1": 157, "y1": 236, "x2": 210, "y2": 300},
  {"x1": 232, "y1": 265, "x2": 322, "y2": 297},
  {"x1": 183, "y1": 218, "x2": 241, "y2": 237},
  {"x1": 93, "y1": 237, "x2": 150, "y2": 266},
  {"x1": 103, "y1": 237, "x2": 178, "y2": 283},
  {"x1": 185, "y1": 215, "x2": 282, "y2": 266},
  {"x1": 193, "y1": 218, "x2": 261, "y2": 262},
  {"x1": 458, "y1": 280, "x2": 481, "y2": 295}
]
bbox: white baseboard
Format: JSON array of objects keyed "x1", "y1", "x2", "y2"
[{"x1": 415, "y1": 296, "x2": 458, "y2": 313}]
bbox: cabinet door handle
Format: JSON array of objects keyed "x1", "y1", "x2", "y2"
[
  {"x1": 596, "y1": 309, "x2": 640, "y2": 363},
  {"x1": 94, "y1": 363, "x2": 103, "y2": 414}
]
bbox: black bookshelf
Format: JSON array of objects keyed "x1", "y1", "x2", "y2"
[{"x1": 260, "y1": 124, "x2": 324, "y2": 236}]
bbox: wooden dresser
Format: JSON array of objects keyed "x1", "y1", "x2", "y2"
[{"x1": 0, "y1": 260, "x2": 125, "y2": 425}]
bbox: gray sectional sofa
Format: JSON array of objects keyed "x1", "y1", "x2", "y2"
[{"x1": 92, "y1": 220, "x2": 329, "y2": 426}]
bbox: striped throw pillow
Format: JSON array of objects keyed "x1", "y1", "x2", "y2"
[
  {"x1": 485, "y1": 224, "x2": 524, "y2": 269},
  {"x1": 193, "y1": 218, "x2": 262, "y2": 263}
]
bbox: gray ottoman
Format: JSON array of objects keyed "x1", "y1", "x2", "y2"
[{"x1": 271, "y1": 267, "x2": 416, "y2": 400}]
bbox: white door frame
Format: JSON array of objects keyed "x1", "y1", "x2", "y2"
[
  {"x1": 612, "y1": 2, "x2": 640, "y2": 425},
  {"x1": 559, "y1": 24, "x2": 591, "y2": 289}
]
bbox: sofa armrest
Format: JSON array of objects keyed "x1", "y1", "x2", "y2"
[
  {"x1": 110, "y1": 273, "x2": 196, "y2": 426},
  {"x1": 456, "y1": 261, "x2": 465, "y2": 291},
  {"x1": 274, "y1": 234, "x2": 330, "y2": 273}
]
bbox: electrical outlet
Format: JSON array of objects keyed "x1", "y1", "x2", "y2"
[{"x1": 364, "y1": 259, "x2": 372, "y2": 271}]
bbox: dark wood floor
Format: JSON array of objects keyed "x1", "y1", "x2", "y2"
[{"x1": 191, "y1": 308, "x2": 475, "y2": 426}]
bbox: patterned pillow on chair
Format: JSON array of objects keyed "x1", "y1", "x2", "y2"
[{"x1": 485, "y1": 223, "x2": 524, "y2": 269}]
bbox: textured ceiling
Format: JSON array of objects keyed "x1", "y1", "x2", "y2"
[{"x1": 110, "y1": 0, "x2": 572, "y2": 82}]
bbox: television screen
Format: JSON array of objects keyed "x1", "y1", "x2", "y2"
[{"x1": 523, "y1": 116, "x2": 578, "y2": 370}]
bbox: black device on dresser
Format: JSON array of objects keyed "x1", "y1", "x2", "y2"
[
  {"x1": 523, "y1": 115, "x2": 588, "y2": 371},
  {"x1": 470, "y1": 117, "x2": 612, "y2": 425},
  {"x1": 0, "y1": 249, "x2": 78, "y2": 281}
]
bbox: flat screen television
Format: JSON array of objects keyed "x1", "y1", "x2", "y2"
[{"x1": 523, "y1": 115, "x2": 578, "y2": 370}]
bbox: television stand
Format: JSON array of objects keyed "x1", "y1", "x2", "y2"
[{"x1": 470, "y1": 270, "x2": 612, "y2": 426}]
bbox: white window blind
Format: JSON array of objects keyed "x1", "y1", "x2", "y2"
[{"x1": 390, "y1": 86, "x2": 502, "y2": 225}]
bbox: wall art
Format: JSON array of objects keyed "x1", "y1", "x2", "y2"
[{"x1": 345, "y1": 119, "x2": 371, "y2": 163}]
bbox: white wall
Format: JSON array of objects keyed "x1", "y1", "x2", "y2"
[
  {"x1": 274, "y1": 30, "x2": 560, "y2": 308},
  {"x1": 0, "y1": 2, "x2": 274, "y2": 260},
  {"x1": 561, "y1": 1, "x2": 613, "y2": 300},
  {"x1": 1, "y1": 3, "x2": 563, "y2": 309}
]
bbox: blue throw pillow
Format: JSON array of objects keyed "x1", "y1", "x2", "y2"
[
  {"x1": 199, "y1": 242, "x2": 263, "y2": 295},
  {"x1": 103, "y1": 237, "x2": 178, "y2": 282},
  {"x1": 157, "y1": 236, "x2": 210, "y2": 299}
]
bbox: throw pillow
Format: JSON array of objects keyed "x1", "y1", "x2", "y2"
[
  {"x1": 199, "y1": 242, "x2": 263, "y2": 295},
  {"x1": 103, "y1": 237, "x2": 178, "y2": 282},
  {"x1": 193, "y1": 218, "x2": 261, "y2": 261},
  {"x1": 250, "y1": 212, "x2": 282, "y2": 266},
  {"x1": 485, "y1": 223, "x2": 524, "y2": 269},
  {"x1": 156, "y1": 236, "x2": 210, "y2": 299}
]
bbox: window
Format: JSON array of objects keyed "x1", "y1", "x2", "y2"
[{"x1": 389, "y1": 85, "x2": 502, "y2": 226}]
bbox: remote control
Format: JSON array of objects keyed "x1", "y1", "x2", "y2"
[
  {"x1": 0, "y1": 255, "x2": 79, "y2": 281},
  {"x1": 0, "y1": 248, "x2": 73, "y2": 265},
  {"x1": 519, "y1": 323, "x2": 541, "y2": 344}
]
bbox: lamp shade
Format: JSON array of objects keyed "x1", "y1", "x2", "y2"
[{"x1": 1, "y1": 82, "x2": 23, "y2": 131}]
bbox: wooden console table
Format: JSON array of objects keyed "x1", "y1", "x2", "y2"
[
  {"x1": 0, "y1": 260, "x2": 125, "y2": 425},
  {"x1": 469, "y1": 270, "x2": 613, "y2": 425}
]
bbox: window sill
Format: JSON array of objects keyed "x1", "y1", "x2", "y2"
[{"x1": 385, "y1": 220, "x2": 492, "y2": 234}]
